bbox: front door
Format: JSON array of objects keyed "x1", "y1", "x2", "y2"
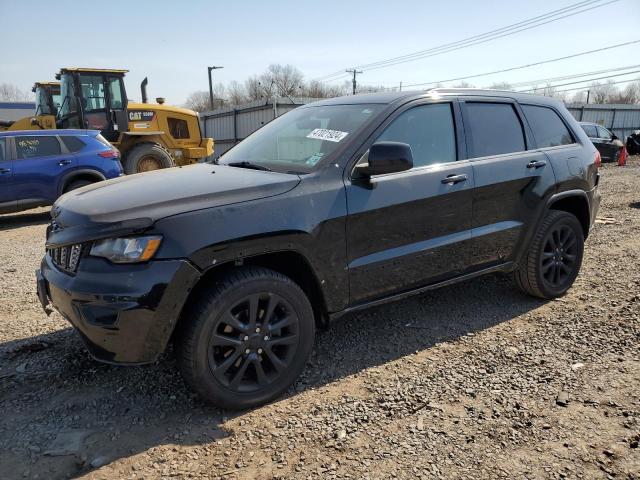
[
  {"x1": 345, "y1": 101, "x2": 475, "y2": 305},
  {"x1": 460, "y1": 99, "x2": 557, "y2": 269},
  {"x1": 594, "y1": 125, "x2": 618, "y2": 162},
  {"x1": 0, "y1": 137, "x2": 16, "y2": 214}
]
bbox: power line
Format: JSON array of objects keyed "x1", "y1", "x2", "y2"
[
  {"x1": 517, "y1": 69, "x2": 640, "y2": 92},
  {"x1": 553, "y1": 77, "x2": 639, "y2": 94},
  {"x1": 509, "y1": 65, "x2": 640, "y2": 88},
  {"x1": 315, "y1": 0, "x2": 616, "y2": 81},
  {"x1": 384, "y1": 40, "x2": 640, "y2": 89}
]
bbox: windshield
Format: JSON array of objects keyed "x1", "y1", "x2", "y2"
[
  {"x1": 35, "y1": 86, "x2": 61, "y2": 116},
  {"x1": 57, "y1": 73, "x2": 78, "y2": 118},
  {"x1": 218, "y1": 104, "x2": 383, "y2": 173}
]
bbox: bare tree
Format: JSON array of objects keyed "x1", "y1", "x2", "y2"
[
  {"x1": 244, "y1": 75, "x2": 265, "y2": 101},
  {"x1": 453, "y1": 81, "x2": 475, "y2": 88},
  {"x1": 263, "y1": 64, "x2": 304, "y2": 98},
  {"x1": 184, "y1": 84, "x2": 226, "y2": 112},
  {"x1": 607, "y1": 80, "x2": 640, "y2": 104},
  {"x1": 590, "y1": 81, "x2": 617, "y2": 104},
  {"x1": 227, "y1": 81, "x2": 247, "y2": 105},
  {"x1": 0, "y1": 83, "x2": 32, "y2": 102},
  {"x1": 487, "y1": 81, "x2": 513, "y2": 91}
]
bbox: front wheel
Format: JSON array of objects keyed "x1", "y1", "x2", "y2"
[
  {"x1": 123, "y1": 142, "x2": 175, "y2": 174},
  {"x1": 514, "y1": 210, "x2": 584, "y2": 299},
  {"x1": 176, "y1": 267, "x2": 315, "y2": 409}
]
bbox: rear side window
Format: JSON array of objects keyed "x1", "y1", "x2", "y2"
[
  {"x1": 168, "y1": 117, "x2": 190, "y2": 139},
  {"x1": 376, "y1": 103, "x2": 456, "y2": 167},
  {"x1": 581, "y1": 124, "x2": 598, "y2": 138},
  {"x1": 0, "y1": 139, "x2": 5, "y2": 162},
  {"x1": 16, "y1": 136, "x2": 61, "y2": 159},
  {"x1": 61, "y1": 135, "x2": 86, "y2": 153},
  {"x1": 522, "y1": 105, "x2": 574, "y2": 148},
  {"x1": 464, "y1": 103, "x2": 525, "y2": 158}
]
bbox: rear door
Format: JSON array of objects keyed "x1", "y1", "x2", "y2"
[
  {"x1": 0, "y1": 137, "x2": 16, "y2": 214},
  {"x1": 345, "y1": 100, "x2": 475, "y2": 304},
  {"x1": 460, "y1": 98, "x2": 555, "y2": 269},
  {"x1": 12, "y1": 135, "x2": 75, "y2": 209}
]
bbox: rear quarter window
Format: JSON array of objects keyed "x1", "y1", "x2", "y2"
[
  {"x1": 0, "y1": 138, "x2": 5, "y2": 162},
  {"x1": 464, "y1": 102, "x2": 526, "y2": 158},
  {"x1": 61, "y1": 135, "x2": 86, "y2": 153},
  {"x1": 522, "y1": 105, "x2": 574, "y2": 148}
]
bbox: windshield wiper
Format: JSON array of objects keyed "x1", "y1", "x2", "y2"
[{"x1": 226, "y1": 161, "x2": 272, "y2": 172}]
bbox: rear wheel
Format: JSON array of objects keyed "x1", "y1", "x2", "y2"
[
  {"x1": 176, "y1": 267, "x2": 315, "y2": 409},
  {"x1": 123, "y1": 143, "x2": 175, "y2": 174},
  {"x1": 63, "y1": 179, "x2": 92, "y2": 193},
  {"x1": 514, "y1": 210, "x2": 584, "y2": 299}
]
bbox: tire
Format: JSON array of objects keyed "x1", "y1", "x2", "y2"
[
  {"x1": 176, "y1": 267, "x2": 315, "y2": 409},
  {"x1": 63, "y1": 179, "x2": 92, "y2": 193},
  {"x1": 123, "y1": 142, "x2": 175, "y2": 174},
  {"x1": 514, "y1": 210, "x2": 584, "y2": 299}
]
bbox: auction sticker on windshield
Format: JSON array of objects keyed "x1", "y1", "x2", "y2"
[{"x1": 306, "y1": 128, "x2": 349, "y2": 143}]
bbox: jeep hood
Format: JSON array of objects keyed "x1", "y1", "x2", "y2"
[{"x1": 47, "y1": 164, "x2": 300, "y2": 247}]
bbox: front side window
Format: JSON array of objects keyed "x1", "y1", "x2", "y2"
[
  {"x1": 596, "y1": 126, "x2": 612, "y2": 139},
  {"x1": 465, "y1": 102, "x2": 525, "y2": 158},
  {"x1": 219, "y1": 104, "x2": 383, "y2": 173},
  {"x1": 78, "y1": 75, "x2": 106, "y2": 112},
  {"x1": 522, "y1": 105, "x2": 574, "y2": 148},
  {"x1": 581, "y1": 124, "x2": 598, "y2": 138},
  {"x1": 375, "y1": 103, "x2": 456, "y2": 168},
  {"x1": 16, "y1": 136, "x2": 61, "y2": 159},
  {"x1": 58, "y1": 74, "x2": 78, "y2": 119}
]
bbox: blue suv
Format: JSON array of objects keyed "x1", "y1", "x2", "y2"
[{"x1": 0, "y1": 129, "x2": 123, "y2": 214}]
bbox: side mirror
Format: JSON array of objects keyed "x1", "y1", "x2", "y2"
[
  {"x1": 354, "y1": 141, "x2": 413, "y2": 178},
  {"x1": 611, "y1": 134, "x2": 618, "y2": 141}
]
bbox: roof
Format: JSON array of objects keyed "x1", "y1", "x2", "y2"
[
  {"x1": 0, "y1": 129, "x2": 99, "y2": 137},
  {"x1": 59, "y1": 67, "x2": 129, "y2": 74},
  {"x1": 33, "y1": 82, "x2": 60, "y2": 87},
  {"x1": 308, "y1": 88, "x2": 563, "y2": 107}
]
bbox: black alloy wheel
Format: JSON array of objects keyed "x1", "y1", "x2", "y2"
[
  {"x1": 177, "y1": 267, "x2": 315, "y2": 409},
  {"x1": 208, "y1": 292, "x2": 300, "y2": 393},
  {"x1": 539, "y1": 223, "x2": 579, "y2": 290}
]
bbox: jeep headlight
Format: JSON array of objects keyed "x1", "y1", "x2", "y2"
[{"x1": 90, "y1": 235, "x2": 162, "y2": 263}]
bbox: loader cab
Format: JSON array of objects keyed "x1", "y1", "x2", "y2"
[
  {"x1": 33, "y1": 82, "x2": 61, "y2": 116},
  {"x1": 56, "y1": 68, "x2": 128, "y2": 142}
]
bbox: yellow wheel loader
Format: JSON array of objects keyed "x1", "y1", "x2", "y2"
[
  {"x1": 54, "y1": 68, "x2": 213, "y2": 173},
  {"x1": 0, "y1": 81, "x2": 60, "y2": 131}
]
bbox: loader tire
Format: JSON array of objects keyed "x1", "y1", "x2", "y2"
[{"x1": 124, "y1": 143, "x2": 175, "y2": 174}]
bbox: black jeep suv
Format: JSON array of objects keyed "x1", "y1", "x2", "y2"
[{"x1": 37, "y1": 89, "x2": 601, "y2": 409}]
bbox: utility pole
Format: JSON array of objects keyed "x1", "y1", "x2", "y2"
[
  {"x1": 586, "y1": 89, "x2": 591, "y2": 104},
  {"x1": 399, "y1": 81, "x2": 403, "y2": 92},
  {"x1": 346, "y1": 68, "x2": 362, "y2": 95},
  {"x1": 208, "y1": 66, "x2": 224, "y2": 110}
]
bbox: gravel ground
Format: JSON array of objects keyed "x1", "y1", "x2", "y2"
[{"x1": 0, "y1": 158, "x2": 638, "y2": 480}]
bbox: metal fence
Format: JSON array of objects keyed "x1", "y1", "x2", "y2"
[
  {"x1": 201, "y1": 99, "x2": 640, "y2": 158},
  {"x1": 200, "y1": 97, "x2": 319, "y2": 158},
  {"x1": 566, "y1": 103, "x2": 640, "y2": 140}
]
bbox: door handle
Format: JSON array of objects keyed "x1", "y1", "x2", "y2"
[
  {"x1": 0, "y1": 168, "x2": 10, "y2": 174},
  {"x1": 58, "y1": 160, "x2": 72, "y2": 166},
  {"x1": 441, "y1": 174, "x2": 468, "y2": 185},
  {"x1": 527, "y1": 160, "x2": 547, "y2": 169}
]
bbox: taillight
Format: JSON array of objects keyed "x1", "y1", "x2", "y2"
[
  {"x1": 594, "y1": 150, "x2": 601, "y2": 169},
  {"x1": 98, "y1": 149, "x2": 120, "y2": 159}
]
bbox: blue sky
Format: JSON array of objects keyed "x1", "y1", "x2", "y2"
[{"x1": 1, "y1": 0, "x2": 638, "y2": 104}]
